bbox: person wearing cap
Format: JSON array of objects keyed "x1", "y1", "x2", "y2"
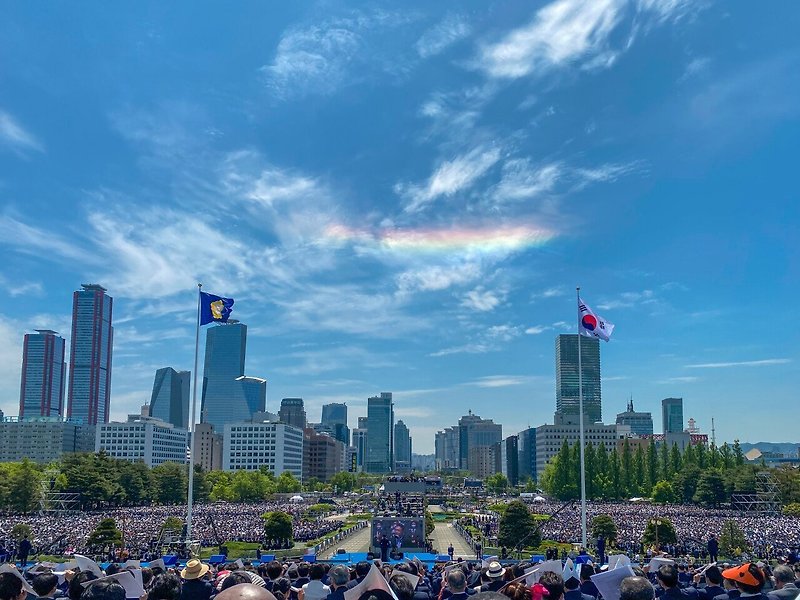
[
  {"x1": 720, "y1": 564, "x2": 768, "y2": 600},
  {"x1": 181, "y1": 559, "x2": 214, "y2": 600},
  {"x1": 477, "y1": 563, "x2": 505, "y2": 594},
  {"x1": 767, "y1": 566, "x2": 798, "y2": 600}
]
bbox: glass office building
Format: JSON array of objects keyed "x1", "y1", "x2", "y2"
[
  {"x1": 20, "y1": 330, "x2": 66, "y2": 418},
  {"x1": 149, "y1": 367, "x2": 190, "y2": 429},
  {"x1": 67, "y1": 284, "x2": 113, "y2": 425},
  {"x1": 365, "y1": 392, "x2": 393, "y2": 473},
  {"x1": 555, "y1": 334, "x2": 601, "y2": 424}
]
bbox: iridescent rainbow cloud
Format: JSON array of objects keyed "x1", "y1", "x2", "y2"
[{"x1": 324, "y1": 223, "x2": 556, "y2": 254}]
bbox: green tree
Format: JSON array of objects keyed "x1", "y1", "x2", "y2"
[
  {"x1": 584, "y1": 443, "x2": 596, "y2": 500},
  {"x1": 646, "y1": 439, "x2": 658, "y2": 493},
  {"x1": 8, "y1": 459, "x2": 41, "y2": 513},
  {"x1": 424, "y1": 511, "x2": 435, "y2": 536},
  {"x1": 263, "y1": 511, "x2": 293, "y2": 542},
  {"x1": 498, "y1": 500, "x2": 538, "y2": 549},
  {"x1": 118, "y1": 461, "x2": 153, "y2": 505},
  {"x1": 672, "y1": 464, "x2": 701, "y2": 503},
  {"x1": 329, "y1": 471, "x2": 358, "y2": 493},
  {"x1": 162, "y1": 516, "x2": 184, "y2": 535},
  {"x1": 485, "y1": 473, "x2": 509, "y2": 494},
  {"x1": 693, "y1": 469, "x2": 726, "y2": 507},
  {"x1": 669, "y1": 443, "x2": 682, "y2": 476},
  {"x1": 782, "y1": 503, "x2": 800, "y2": 517},
  {"x1": 732, "y1": 440, "x2": 744, "y2": 467},
  {"x1": 621, "y1": 439, "x2": 633, "y2": 498},
  {"x1": 152, "y1": 462, "x2": 188, "y2": 504},
  {"x1": 192, "y1": 465, "x2": 213, "y2": 502},
  {"x1": 276, "y1": 471, "x2": 302, "y2": 493},
  {"x1": 642, "y1": 517, "x2": 676, "y2": 549},
  {"x1": 651, "y1": 480, "x2": 676, "y2": 504},
  {"x1": 633, "y1": 445, "x2": 646, "y2": 496},
  {"x1": 610, "y1": 448, "x2": 622, "y2": 499},
  {"x1": 590, "y1": 514, "x2": 617, "y2": 543},
  {"x1": 660, "y1": 440, "x2": 670, "y2": 480},
  {"x1": 719, "y1": 443, "x2": 733, "y2": 470},
  {"x1": 718, "y1": 520, "x2": 749, "y2": 557},
  {"x1": 87, "y1": 518, "x2": 122, "y2": 547}
]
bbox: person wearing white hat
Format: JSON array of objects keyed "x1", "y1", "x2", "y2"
[
  {"x1": 180, "y1": 560, "x2": 213, "y2": 600},
  {"x1": 478, "y1": 562, "x2": 506, "y2": 593}
]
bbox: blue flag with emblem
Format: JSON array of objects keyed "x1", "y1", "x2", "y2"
[{"x1": 199, "y1": 291, "x2": 234, "y2": 325}]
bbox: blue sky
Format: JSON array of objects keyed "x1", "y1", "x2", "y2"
[{"x1": 1, "y1": 1, "x2": 798, "y2": 453}]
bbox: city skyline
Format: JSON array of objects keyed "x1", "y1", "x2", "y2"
[{"x1": 1, "y1": 2, "x2": 799, "y2": 452}]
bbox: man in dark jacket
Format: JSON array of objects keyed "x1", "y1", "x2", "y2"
[
  {"x1": 325, "y1": 565, "x2": 351, "y2": 600},
  {"x1": 18, "y1": 536, "x2": 32, "y2": 568},
  {"x1": 768, "y1": 566, "x2": 799, "y2": 600},
  {"x1": 690, "y1": 567, "x2": 726, "y2": 600},
  {"x1": 347, "y1": 563, "x2": 370, "y2": 590},
  {"x1": 656, "y1": 565, "x2": 697, "y2": 600},
  {"x1": 707, "y1": 537, "x2": 718, "y2": 564}
]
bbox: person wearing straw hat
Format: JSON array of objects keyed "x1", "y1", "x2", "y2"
[{"x1": 181, "y1": 560, "x2": 213, "y2": 600}]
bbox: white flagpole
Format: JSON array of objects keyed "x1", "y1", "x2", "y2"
[
  {"x1": 186, "y1": 283, "x2": 202, "y2": 543},
  {"x1": 577, "y1": 286, "x2": 587, "y2": 549}
]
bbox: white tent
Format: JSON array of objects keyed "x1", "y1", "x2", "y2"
[
  {"x1": 533, "y1": 495, "x2": 546, "y2": 503},
  {"x1": 289, "y1": 495, "x2": 304, "y2": 503}
]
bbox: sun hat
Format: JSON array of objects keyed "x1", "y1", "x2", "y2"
[
  {"x1": 721, "y1": 564, "x2": 764, "y2": 588},
  {"x1": 487, "y1": 562, "x2": 506, "y2": 579},
  {"x1": 181, "y1": 559, "x2": 210, "y2": 580}
]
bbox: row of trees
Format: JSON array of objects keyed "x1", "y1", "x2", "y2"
[
  {"x1": 540, "y1": 438, "x2": 800, "y2": 505},
  {"x1": 0, "y1": 453, "x2": 306, "y2": 513}
]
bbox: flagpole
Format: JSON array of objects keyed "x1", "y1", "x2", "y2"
[
  {"x1": 186, "y1": 283, "x2": 202, "y2": 544},
  {"x1": 577, "y1": 286, "x2": 587, "y2": 549}
]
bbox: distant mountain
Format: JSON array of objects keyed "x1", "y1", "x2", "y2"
[{"x1": 738, "y1": 442, "x2": 799, "y2": 457}]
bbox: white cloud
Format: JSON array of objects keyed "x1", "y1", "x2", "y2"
[
  {"x1": 476, "y1": 0, "x2": 625, "y2": 79},
  {"x1": 0, "y1": 316, "x2": 23, "y2": 417},
  {"x1": 685, "y1": 359, "x2": 791, "y2": 369},
  {"x1": 431, "y1": 324, "x2": 521, "y2": 356},
  {"x1": 525, "y1": 325, "x2": 550, "y2": 335},
  {"x1": 680, "y1": 56, "x2": 710, "y2": 81},
  {"x1": 657, "y1": 376, "x2": 700, "y2": 384},
  {"x1": 396, "y1": 263, "x2": 481, "y2": 294},
  {"x1": 534, "y1": 286, "x2": 567, "y2": 299},
  {"x1": 0, "y1": 110, "x2": 43, "y2": 153},
  {"x1": 0, "y1": 215, "x2": 99, "y2": 266},
  {"x1": 573, "y1": 161, "x2": 642, "y2": 185},
  {"x1": 597, "y1": 289, "x2": 656, "y2": 310},
  {"x1": 400, "y1": 146, "x2": 502, "y2": 213},
  {"x1": 493, "y1": 160, "x2": 561, "y2": 203},
  {"x1": 469, "y1": 375, "x2": 537, "y2": 388},
  {"x1": 461, "y1": 286, "x2": 505, "y2": 312},
  {"x1": 486, "y1": 324, "x2": 521, "y2": 341},
  {"x1": 416, "y1": 14, "x2": 472, "y2": 58}
]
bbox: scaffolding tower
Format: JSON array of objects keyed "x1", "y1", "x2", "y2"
[
  {"x1": 38, "y1": 466, "x2": 81, "y2": 514},
  {"x1": 731, "y1": 471, "x2": 781, "y2": 514}
]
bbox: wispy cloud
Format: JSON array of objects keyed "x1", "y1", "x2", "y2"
[
  {"x1": 468, "y1": 375, "x2": 538, "y2": 388},
  {"x1": 461, "y1": 286, "x2": 506, "y2": 312},
  {"x1": 396, "y1": 262, "x2": 480, "y2": 294},
  {"x1": 474, "y1": 0, "x2": 697, "y2": 80},
  {"x1": 0, "y1": 110, "x2": 43, "y2": 154},
  {"x1": 597, "y1": 289, "x2": 656, "y2": 310},
  {"x1": 0, "y1": 215, "x2": 99, "y2": 266},
  {"x1": 399, "y1": 146, "x2": 502, "y2": 213},
  {"x1": 492, "y1": 160, "x2": 561, "y2": 203},
  {"x1": 685, "y1": 359, "x2": 791, "y2": 369},
  {"x1": 431, "y1": 324, "x2": 522, "y2": 357},
  {"x1": 657, "y1": 376, "x2": 700, "y2": 384},
  {"x1": 416, "y1": 14, "x2": 472, "y2": 58},
  {"x1": 262, "y1": 10, "x2": 418, "y2": 99}
]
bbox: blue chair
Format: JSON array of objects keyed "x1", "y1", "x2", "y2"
[
  {"x1": 162, "y1": 556, "x2": 178, "y2": 567},
  {"x1": 303, "y1": 553, "x2": 316, "y2": 563},
  {"x1": 436, "y1": 555, "x2": 451, "y2": 562},
  {"x1": 530, "y1": 554, "x2": 546, "y2": 563},
  {"x1": 262, "y1": 554, "x2": 276, "y2": 563},
  {"x1": 209, "y1": 555, "x2": 227, "y2": 565}
]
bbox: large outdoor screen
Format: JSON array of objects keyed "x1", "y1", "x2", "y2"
[{"x1": 371, "y1": 518, "x2": 425, "y2": 549}]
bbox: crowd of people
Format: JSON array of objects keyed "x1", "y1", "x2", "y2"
[{"x1": 0, "y1": 503, "x2": 345, "y2": 558}]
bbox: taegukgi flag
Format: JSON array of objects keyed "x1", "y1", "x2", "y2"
[{"x1": 578, "y1": 297, "x2": 614, "y2": 342}]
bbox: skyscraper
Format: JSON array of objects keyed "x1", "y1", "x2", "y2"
[
  {"x1": 365, "y1": 392, "x2": 393, "y2": 473},
  {"x1": 149, "y1": 367, "x2": 190, "y2": 429},
  {"x1": 278, "y1": 398, "x2": 307, "y2": 429},
  {"x1": 457, "y1": 411, "x2": 502, "y2": 471},
  {"x1": 19, "y1": 330, "x2": 66, "y2": 418},
  {"x1": 321, "y1": 402, "x2": 349, "y2": 445},
  {"x1": 662, "y1": 397, "x2": 684, "y2": 434},
  {"x1": 67, "y1": 284, "x2": 113, "y2": 425},
  {"x1": 201, "y1": 323, "x2": 265, "y2": 431},
  {"x1": 615, "y1": 398, "x2": 654, "y2": 436},
  {"x1": 394, "y1": 420, "x2": 412, "y2": 473},
  {"x1": 352, "y1": 427, "x2": 367, "y2": 470},
  {"x1": 555, "y1": 334, "x2": 601, "y2": 424}
]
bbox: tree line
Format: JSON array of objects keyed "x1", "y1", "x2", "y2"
[
  {"x1": 539, "y1": 438, "x2": 800, "y2": 506},
  {"x1": 0, "y1": 452, "x2": 307, "y2": 513}
]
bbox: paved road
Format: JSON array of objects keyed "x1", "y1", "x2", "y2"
[
  {"x1": 429, "y1": 523, "x2": 474, "y2": 559},
  {"x1": 320, "y1": 525, "x2": 372, "y2": 559}
]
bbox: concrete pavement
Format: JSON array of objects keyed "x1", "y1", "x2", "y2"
[{"x1": 429, "y1": 522, "x2": 474, "y2": 560}]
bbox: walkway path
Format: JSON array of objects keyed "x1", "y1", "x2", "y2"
[
  {"x1": 429, "y1": 522, "x2": 474, "y2": 559},
  {"x1": 320, "y1": 525, "x2": 372, "y2": 559}
]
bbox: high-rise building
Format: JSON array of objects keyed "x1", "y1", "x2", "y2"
[
  {"x1": 615, "y1": 398, "x2": 654, "y2": 437},
  {"x1": 358, "y1": 417, "x2": 368, "y2": 429},
  {"x1": 352, "y1": 427, "x2": 367, "y2": 470},
  {"x1": 222, "y1": 418, "x2": 304, "y2": 479},
  {"x1": 394, "y1": 420, "x2": 412, "y2": 473},
  {"x1": 556, "y1": 334, "x2": 601, "y2": 424},
  {"x1": 517, "y1": 427, "x2": 537, "y2": 482},
  {"x1": 321, "y1": 403, "x2": 347, "y2": 426},
  {"x1": 149, "y1": 367, "x2": 190, "y2": 429},
  {"x1": 0, "y1": 417, "x2": 94, "y2": 463},
  {"x1": 321, "y1": 403, "x2": 349, "y2": 445},
  {"x1": 96, "y1": 415, "x2": 188, "y2": 467},
  {"x1": 662, "y1": 397, "x2": 684, "y2": 434},
  {"x1": 457, "y1": 411, "x2": 502, "y2": 471},
  {"x1": 19, "y1": 330, "x2": 66, "y2": 418},
  {"x1": 193, "y1": 422, "x2": 223, "y2": 471},
  {"x1": 304, "y1": 429, "x2": 346, "y2": 482},
  {"x1": 498, "y1": 436, "x2": 519, "y2": 487},
  {"x1": 278, "y1": 398, "x2": 307, "y2": 429},
  {"x1": 67, "y1": 284, "x2": 113, "y2": 425},
  {"x1": 365, "y1": 392, "x2": 393, "y2": 473},
  {"x1": 435, "y1": 426, "x2": 460, "y2": 471},
  {"x1": 201, "y1": 323, "x2": 266, "y2": 431}
]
